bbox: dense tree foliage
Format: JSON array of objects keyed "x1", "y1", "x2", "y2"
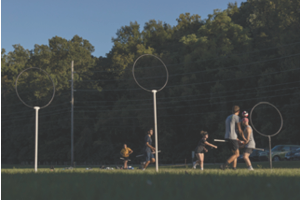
[{"x1": 2, "y1": 0, "x2": 300, "y2": 165}]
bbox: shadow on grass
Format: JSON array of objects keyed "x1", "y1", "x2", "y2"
[{"x1": 2, "y1": 166, "x2": 300, "y2": 200}]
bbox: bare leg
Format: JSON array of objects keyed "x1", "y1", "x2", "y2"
[
  {"x1": 199, "y1": 153, "x2": 204, "y2": 169},
  {"x1": 243, "y1": 153, "x2": 251, "y2": 167},
  {"x1": 227, "y1": 149, "x2": 240, "y2": 165},
  {"x1": 124, "y1": 160, "x2": 128, "y2": 169},
  {"x1": 143, "y1": 158, "x2": 155, "y2": 169},
  {"x1": 233, "y1": 158, "x2": 237, "y2": 168},
  {"x1": 143, "y1": 161, "x2": 150, "y2": 169}
]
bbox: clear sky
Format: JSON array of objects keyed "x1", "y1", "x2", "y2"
[{"x1": 1, "y1": 0, "x2": 246, "y2": 58}]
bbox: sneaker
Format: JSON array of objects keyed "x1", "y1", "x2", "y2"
[
  {"x1": 232, "y1": 167, "x2": 237, "y2": 170},
  {"x1": 248, "y1": 167, "x2": 254, "y2": 171},
  {"x1": 193, "y1": 162, "x2": 197, "y2": 169},
  {"x1": 220, "y1": 164, "x2": 227, "y2": 170}
]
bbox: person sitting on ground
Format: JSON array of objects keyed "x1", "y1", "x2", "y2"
[{"x1": 120, "y1": 144, "x2": 133, "y2": 169}]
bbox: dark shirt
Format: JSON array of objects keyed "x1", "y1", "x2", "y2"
[
  {"x1": 144, "y1": 134, "x2": 152, "y2": 152},
  {"x1": 197, "y1": 138, "x2": 206, "y2": 147}
]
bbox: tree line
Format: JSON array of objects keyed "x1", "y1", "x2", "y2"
[{"x1": 2, "y1": 0, "x2": 300, "y2": 165}]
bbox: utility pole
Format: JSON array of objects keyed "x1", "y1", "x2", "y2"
[{"x1": 71, "y1": 60, "x2": 74, "y2": 166}]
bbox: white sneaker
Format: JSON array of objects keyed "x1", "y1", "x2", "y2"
[
  {"x1": 193, "y1": 162, "x2": 197, "y2": 169},
  {"x1": 248, "y1": 167, "x2": 254, "y2": 170},
  {"x1": 200, "y1": 168, "x2": 203, "y2": 170}
]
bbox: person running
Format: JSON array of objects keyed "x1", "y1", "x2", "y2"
[
  {"x1": 240, "y1": 117, "x2": 255, "y2": 170},
  {"x1": 120, "y1": 144, "x2": 133, "y2": 169},
  {"x1": 142, "y1": 128, "x2": 155, "y2": 170},
  {"x1": 193, "y1": 131, "x2": 217, "y2": 170},
  {"x1": 220, "y1": 105, "x2": 247, "y2": 170}
]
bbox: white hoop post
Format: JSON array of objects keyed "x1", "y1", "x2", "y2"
[
  {"x1": 15, "y1": 68, "x2": 55, "y2": 172},
  {"x1": 132, "y1": 54, "x2": 169, "y2": 173},
  {"x1": 268, "y1": 136, "x2": 272, "y2": 169},
  {"x1": 34, "y1": 106, "x2": 40, "y2": 172},
  {"x1": 250, "y1": 102, "x2": 283, "y2": 169},
  {"x1": 152, "y1": 90, "x2": 159, "y2": 172}
]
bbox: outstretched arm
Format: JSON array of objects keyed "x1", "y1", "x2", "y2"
[{"x1": 204, "y1": 141, "x2": 217, "y2": 149}]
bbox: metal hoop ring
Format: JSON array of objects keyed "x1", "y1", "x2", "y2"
[
  {"x1": 132, "y1": 54, "x2": 169, "y2": 92},
  {"x1": 250, "y1": 102, "x2": 283, "y2": 137},
  {"x1": 15, "y1": 67, "x2": 55, "y2": 109}
]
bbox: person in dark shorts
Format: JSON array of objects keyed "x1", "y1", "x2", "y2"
[
  {"x1": 142, "y1": 128, "x2": 155, "y2": 170},
  {"x1": 120, "y1": 144, "x2": 133, "y2": 169},
  {"x1": 240, "y1": 118, "x2": 255, "y2": 170},
  {"x1": 193, "y1": 131, "x2": 217, "y2": 170},
  {"x1": 220, "y1": 105, "x2": 247, "y2": 170}
]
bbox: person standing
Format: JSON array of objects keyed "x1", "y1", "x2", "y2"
[
  {"x1": 221, "y1": 105, "x2": 247, "y2": 170},
  {"x1": 120, "y1": 144, "x2": 133, "y2": 169},
  {"x1": 240, "y1": 118, "x2": 255, "y2": 170},
  {"x1": 193, "y1": 131, "x2": 217, "y2": 170},
  {"x1": 142, "y1": 128, "x2": 156, "y2": 170}
]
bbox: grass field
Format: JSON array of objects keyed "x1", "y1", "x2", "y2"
[{"x1": 2, "y1": 161, "x2": 300, "y2": 200}]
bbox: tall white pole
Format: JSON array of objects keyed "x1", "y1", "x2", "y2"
[
  {"x1": 152, "y1": 90, "x2": 159, "y2": 172},
  {"x1": 34, "y1": 106, "x2": 40, "y2": 172},
  {"x1": 71, "y1": 61, "x2": 74, "y2": 166}
]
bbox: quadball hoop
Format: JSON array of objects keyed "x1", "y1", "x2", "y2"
[
  {"x1": 132, "y1": 54, "x2": 169, "y2": 92},
  {"x1": 249, "y1": 102, "x2": 283, "y2": 137},
  {"x1": 15, "y1": 67, "x2": 55, "y2": 109}
]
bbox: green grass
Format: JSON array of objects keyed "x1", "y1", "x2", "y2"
[{"x1": 2, "y1": 161, "x2": 300, "y2": 200}]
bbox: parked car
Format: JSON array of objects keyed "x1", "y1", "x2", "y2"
[
  {"x1": 285, "y1": 148, "x2": 300, "y2": 161},
  {"x1": 258, "y1": 145, "x2": 300, "y2": 161},
  {"x1": 237, "y1": 149, "x2": 263, "y2": 162}
]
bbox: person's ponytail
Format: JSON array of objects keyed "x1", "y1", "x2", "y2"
[{"x1": 200, "y1": 130, "x2": 208, "y2": 136}]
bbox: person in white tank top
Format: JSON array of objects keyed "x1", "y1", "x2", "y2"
[{"x1": 240, "y1": 118, "x2": 255, "y2": 170}]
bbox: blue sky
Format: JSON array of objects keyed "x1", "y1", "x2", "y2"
[{"x1": 2, "y1": 0, "x2": 246, "y2": 57}]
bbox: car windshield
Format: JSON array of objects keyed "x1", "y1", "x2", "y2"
[{"x1": 272, "y1": 146, "x2": 283, "y2": 151}]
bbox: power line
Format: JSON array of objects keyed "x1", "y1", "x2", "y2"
[
  {"x1": 74, "y1": 80, "x2": 300, "y2": 104},
  {"x1": 76, "y1": 81, "x2": 300, "y2": 108},
  {"x1": 73, "y1": 90, "x2": 298, "y2": 114},
  {"x1": 77, "y1": 41, "x2": 300, "y2": 74},
  {"x1": 1, "y1": 102, "x2": 70, "y2": 116},
  {"x1": 2, "y1": 120, "x2": 71, "y2": 134},
  {"x1": 73, "y1": 104, "x2": 300, "y2": 121},
  {"x1": 3, "y1": 103, "x2": 298, "y2": 130},
  {"x1": 3, "y1": 69, "x2": 299, "y2": 116},
  {"x1": 77, "y1": 52, "x2": 300, "y2": 82},
  {"x1": 75, "y1": 67, "x2": 300, "y2": 92},
  {"x1": 1, "y1": 92, "x2": 70, "y2": 107},
  {"x1": 1, "y1": 110, "x2": 70, "y2": 123}
]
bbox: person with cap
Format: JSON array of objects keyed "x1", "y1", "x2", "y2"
[{"x1": 240, "y1": 117, "x2": 255, "y2": 170}]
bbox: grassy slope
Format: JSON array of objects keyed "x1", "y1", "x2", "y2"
[{"x1": 2, "y1": 161, "x2": 300, "y2": 200}]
